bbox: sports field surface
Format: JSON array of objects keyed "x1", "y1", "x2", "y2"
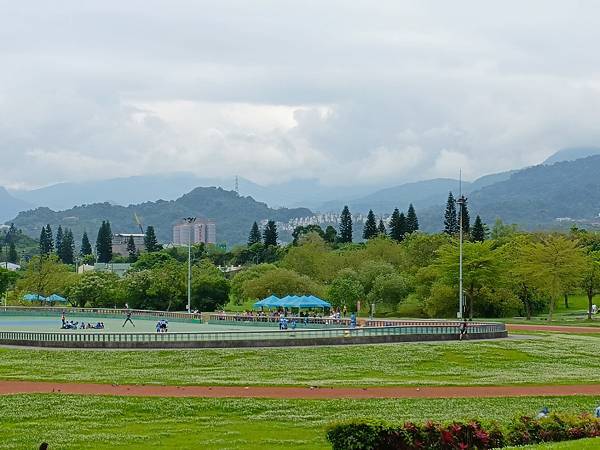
[{"x1": 0, "y1": 314, "x2": 273, "y2": 333}]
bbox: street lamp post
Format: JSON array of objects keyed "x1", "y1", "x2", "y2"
[
  {"x1": 457, "y1": 195, "x2": 465, "y2": 319},
  {"x1": 183, "y1": 217, "x2": 196, "y2": 313}
]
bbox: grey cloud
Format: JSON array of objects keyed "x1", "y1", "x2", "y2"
[{"x1": 2, "y1": 1, "x2": 600, "y2": 189}]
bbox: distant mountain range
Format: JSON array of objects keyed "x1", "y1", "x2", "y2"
[
  {"x1": 9, "y1": 187, "x2": 312, "y2": 247},
  {"x1": 5, "y1": 146, "x2": 600, "y2": 242}
]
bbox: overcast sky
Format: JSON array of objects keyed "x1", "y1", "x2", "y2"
[{"x1": 2, "y1": 1, "x2": 600, "y2": 190}]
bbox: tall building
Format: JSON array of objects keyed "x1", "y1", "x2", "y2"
[
  {"x1": 172, "y1": 219, "x2": 216, "y2": 245},
  {"x1": 112, "y1": 233, "x2": 145, "y2": 256}
]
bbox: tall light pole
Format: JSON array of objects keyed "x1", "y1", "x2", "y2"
[
  {"x1": 456, "y1": 171, "x2": 466, "y2": 320},
  {"x1": 183, "y1": 217, "x2": 196, "y2": 313}
]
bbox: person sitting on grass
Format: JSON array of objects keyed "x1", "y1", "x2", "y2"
[{"x1": 537, "y1": 406, "x2": 550, "y2": 418}]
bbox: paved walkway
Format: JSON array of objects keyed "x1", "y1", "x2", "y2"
[
  {"x1": 506, "y1": 324, "x2": 600, "y2": 333},
  {"x1": 2, "y1": 381, "x2": 600, "y2": 399}
]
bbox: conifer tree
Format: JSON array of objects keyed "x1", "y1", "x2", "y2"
[
  {"x1": 406, "y1": 204, "x2": 419, "y2": 233},
  {"x1": 39, "y1": 224, "x2": 54, "y2": 255},
  {"x1": 459, "y1": 196, "x2": 470, "y2": 235},
  {"x1": 377, "y1": 219, "x2": 387, "y2": 235},
  {"x1": 5, "y1": 223, "x2": 17, "y2": 244},
  {"x1": 80, "y1": 231, "x2": 92, "y2": 256},
  {"x1": 55, "y1": 226, "x2": 64, "y2": 259},
  {"x1": 96, "y1": 221, "x2": 113, "y2": 263},
  {"x1": 247, "y1": 222, "x2": 262, "y2": 246},
  {"x1": 8, "y1": 242, "x2": 18, "y2": 264},
  {"x1": 471, "y1": 215, "x2": 486, "y2": 242},
  {"x1": 126, "y1": 235, "x2": 137, "y2": 261},
  {"x1": 60, "y1": 229, "x2": 75, "y2": 264},
  {"x1": 324, "y1": 225, "x2": 337, "y2": 243},
  {"x1": 443, "y1": 192, "x2": 459, "y2": 235},
  {"x1": 389, "y1": 208, "x2": 402, "y2": 242},
  {"x1": 144, "y1": 226, "x2": 160, "y2": 252},
  {"x1": 338, "y1": 206, "x2": 353, "y2": 243},
  {"x1": 262, "y1": 220, "x2": 278, "y2": 246},
  {"x1": 362, "y1": 209, "x2": 378, "y2": 240}
]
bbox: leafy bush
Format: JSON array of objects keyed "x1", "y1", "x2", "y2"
[
  {"x1": 327, "y1": 414, "x2": 600, "y2": 450},
  {"x1": 507, "y1": 413, "x2": 600, "y2": 446},
  {"x1": 327, "y1": 419, "x2": 503, "y2": 450}
]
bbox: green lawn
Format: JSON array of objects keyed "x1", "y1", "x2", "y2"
[
  {"x1": 1, "y1": 333, "x2": 599, "y2": 387},
  {"x1": 1, "y1": 394, "x2": 599, "y2": 450}
]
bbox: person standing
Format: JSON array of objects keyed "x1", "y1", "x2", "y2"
[
  {"x1": 458, "y1": 319, "x2": 467, "y2": 341},
  {"x1": 122, "y1": 310, "x2": 135, "y2": 327}
]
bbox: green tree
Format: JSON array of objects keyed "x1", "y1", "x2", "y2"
[
  {"x1": 230, "y1": 264, "x2": 277, "y2": 304},
  {"x1": 242, "y1": 267, "x2": 323, "y2": 300},
  {"x1": 580, "y1": 250, "x2": 600, "y2": 320},
  {"x1": 7, "y1": 242, "x2": 18, "y2": 264},
  {"x1": 247, "y1": 222, "x2": 262, "y2": 246},
  {"x1": 338, "y1": 206, "x2": 353, "y2": 243},
  {"x1": 367, "y1": 272, "x2": 413, "y2": 311},
  {"x1": 388, "y1": 208, "x2": 405, "y2": 242},
  {"x1": 39, "y1": 224, "x2": 54, "y2": 255},
  {"x1": 292, "y1": 225, "x2": 324, "y2": 245},
  {"x1": 144, "y1": 226, "x2": 160, "y2": 252},
  {"x1": 0, "y1": 267, "x2": 17, "y2": 298},
  {"x1": 324, "y1": 225, "x2": 337, "y2": 243},
  {"x1": 471, "y1": 215, "x2": 486, "y2": 242},
  {"x1": 436, "y1": 241, "x2": 503, "y2": 319},
  {"x1": 458, "y1": 196, "x2": 470, "y2": 235},
  {"x1": 443, "y1": 192, "x2": 458, "y2": 235},
  {"x1": 362, "y1": 210, "x2": 378, "y2": 240},
  {"x1": 357, "y1": 260, "x2": 395, "y2": 295},
  {"x1": 191, "y1": 260, "x2": 230, "y2": 311},
  {"x1": 80, "y1": 231, "x2": 93, "y2": 256},
  {"x1": 516, "y1": 235, "x2": 586, "y2": 321},
  {"x1": 96, "y1": 221, "x2": 113, "y2": 263},
  {"x1": 67, "y1": 271, "x2": 121, "y2": 308},
  {"x1": 55, "y1": 226, "x2": 64, "y2": 259},
  {"x1": 328, "y1": 273, "x2": 364, "y2": 311},
  {"x1": 60, "y1": 229, "x2": 75, "y2": 264},
  {"x1": 126, "y1": 235, "x2": 137, "y2": 262},
  {"x1": 262, "y1": 220, "x2": 278, "y2": 247},
  {"x1": 406, "y1": 204, "x2": 419, "y2": 233},
  {"x1": 377, "y1": 219, "x2": 386, "y2": 235},
  {"x1": 17, "y1": 255, "x2": 73, "y2": 299}
]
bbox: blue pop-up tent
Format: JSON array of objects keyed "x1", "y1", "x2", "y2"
[
  {"x1": 46, "y1": 294, "x2": 67, "y2": 303},
  {"x1": 253, "y1": 295, "x2": 280, "y2": 308},
  {"x1": 23, "y1": 293, "x2": 46, "y2": 302}
]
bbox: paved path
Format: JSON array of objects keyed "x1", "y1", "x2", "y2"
[
  {"x1": 2, "y1": 381, "x2": 600, "y2": 399},
  {"x1": 506, "y1": 323, "x2": 600, "y2": 333}
]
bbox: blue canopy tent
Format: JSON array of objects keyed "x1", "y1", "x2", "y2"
[
  {"x1": 46, "y1": 294, "x2": 68, "y2": 303},
  {"x1": 23, "y1": 293, "x2": 46, "y2": 302},
  {"x1": 253, "y1": 295, "x2": 280, "y2": 308}
]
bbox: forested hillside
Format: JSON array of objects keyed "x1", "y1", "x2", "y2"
[{"x1": 9, "y1": 187, "x2": 312, "y2": 247}]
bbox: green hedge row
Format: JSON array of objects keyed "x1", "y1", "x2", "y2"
[{"x1": 327, "y1": 414, "x2": 600, "y2": 449}]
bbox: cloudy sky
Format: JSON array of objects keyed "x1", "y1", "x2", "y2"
[{"x1": 2, "y1": 1, "x2": 600, "y2": 190}]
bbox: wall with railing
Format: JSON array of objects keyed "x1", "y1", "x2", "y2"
[
  {"x1": 0, "y1": 322, "x2": 507, "y2": 349},
  {"x1": 0, "y1": 306, "x2": 201, "y2": 322}
]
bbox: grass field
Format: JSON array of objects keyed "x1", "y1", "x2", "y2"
[
  {"x1": 0, "y1": 333, "x2": 598, "y2": 387},
  {"x1": 1, "y1": 394, "x2": 599, "y2": 449}
]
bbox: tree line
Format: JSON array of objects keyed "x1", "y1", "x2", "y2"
[{"x1": 38, "y1": 221, "x2": 163, "y2": 264}]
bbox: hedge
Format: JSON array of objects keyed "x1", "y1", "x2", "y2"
[{"x1": 327, "y1": 414, "x2": 600, "y2": 450}]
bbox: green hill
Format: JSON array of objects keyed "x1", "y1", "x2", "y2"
[{"x1": 8, "y1": 187, "x2": 312, "y2": 247}]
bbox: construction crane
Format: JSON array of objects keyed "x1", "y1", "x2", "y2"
[{"x1": 133, "y1": 212, "x2": 144, "y2": 234}]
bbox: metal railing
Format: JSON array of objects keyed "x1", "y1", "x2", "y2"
[
  {"x1": 0, "y1": 306, "x2": 201, "y2": 322},
  {"x1": 0, "y1": 322, "x2": 506, "y2": 345}
]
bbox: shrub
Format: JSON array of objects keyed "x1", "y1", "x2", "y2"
[
  {"x1": 327, "y1": 419, "x2": 504, "y2": 450},
  {"x1": 327, "y1": 414, "x2": 600, "y2": 449}
]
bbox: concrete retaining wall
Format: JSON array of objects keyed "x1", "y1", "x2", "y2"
[{"x1": 0, "y1": 330, "x2": 507, "y2": 349}]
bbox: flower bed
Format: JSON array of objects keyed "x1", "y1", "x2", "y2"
[{"x1": 327, "y1": 414, "x2": 600, "y2": 449}]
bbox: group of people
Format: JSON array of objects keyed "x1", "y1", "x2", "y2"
[
  {"x1": 60, "y1": 313, "x2": 105, "y2": 330},
  {"x1": 60, "y1": 320, "x2": 105, "y2": 330},
  {"x1": 155, "y1": 319, "x2": 169, "y2": 332}
]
